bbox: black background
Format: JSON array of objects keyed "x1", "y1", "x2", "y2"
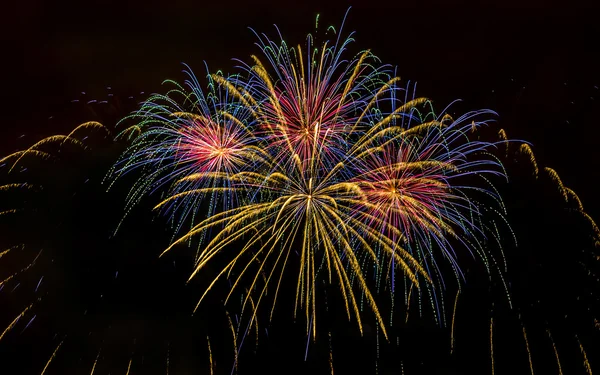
[
  {"x1": 1, "y1": 1, "x2": 599, "y2": 374},
  {"x1": 4, "y1": 0, "x2": 599, "y2": 220}
]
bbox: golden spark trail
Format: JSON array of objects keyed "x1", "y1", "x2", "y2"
[
  {"x1": 226, "y1": 312, "x2": 238, "y2": 371},
  {"x1": 207, "y1": 336, "x2": 214, "y2": 375},
  {"x1": 66, "y1": 121, "x2": 110, "y2": 140},
  {"x1": 566, "y1": 188, "x2": 584, "y2": 210},
  {"x1": 0, "y1": 303, "x2": 33, "y2": 342},
  {"x1": 119, "y1": 31, "x2": 510, "y2": 345},
  {"x1": 0, "y1": 183, "x2": 34, "y2": 192},
  {"x1": 0, "y1": 244, "x2": 24, "y2": 259},
  {"x1": 405, "y1": 284, "x2": 414, "y2": 323},
  {"x1": 89, "y1": 350, "x2": 101, "y2": 375},
  {"x1": 522, "y1": 326, "x2": 534, "y2": 375},
  {"x1": 577, "y1": 336, "x2": 593, "y2": 375},
  {"x1": 519, "y1": 144, "x2": 538, "y2": 178},
  {"x1": 0, "y1": 209, "x2": 19, "y2": 217},
  {"x1": 546, "y1": 330, "x2": 563, "y2": 375},
  {"x1": 580, "y1": 211, "x2": 600, "y2": 238},
  {"x1": 125, "y1": 357, "x2": 133, "y2": 375},
  {"x1": 450, "y1": 289, "x2": 459, "y2": 354},
  {"x1": 40, "y1": 339, "x2": 64, "y2": 375},
  {"x1": 7, "y1": 135, "x2": 85, "y2": 173},
  {"x1": 1, "y1": 250, "x2": 42, "y2": 288},
  {"x1": 544, "y1": 167, "x2": 568, "y2": 201},
  {"x1": 498, "y1": 128, "x2": 508, "y2": 141},
  {"x1": 499, "y1": 128, "x2": 509, "y2": 156}
]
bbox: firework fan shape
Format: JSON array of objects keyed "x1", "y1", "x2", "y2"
[
  {"x1": 108, "y1": 68, "x2": 266, "y2": 237},
  {"x1": 111, "y1": 19, "x2": 507, "y2": 342}
]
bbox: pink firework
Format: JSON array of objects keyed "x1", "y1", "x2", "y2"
[
  {"x1": 233, "y1": 28, "x2": 393, "y2": 170},
  {"x1": 175, "y1": 114, "x2": 255, "y2": 176}
]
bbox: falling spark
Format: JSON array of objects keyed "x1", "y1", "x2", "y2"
[
  {"x1": 0, "y1": 184, "x2": 35, "y2": 192},
  {"x1": 225, "y1": 312, "x2": 238, "y2": 374},
  {"x1": 522, "y1": 326, "x2": 534, "y2": 375},
  {"x1": 328, "y1": 331, "x2": 334, "y2": 375},
  {"x1": 35, "y1": 276, "x2": 44, "y2": 292},
  {"x1": 546, "y1": 330, "x2": 563, "y2": 375},
  {"x1": 580, "y1": 211, "x2": 600, "y2": 238},
  {"x1": 0, "y1": 303, "x2": 33, "y2": 342},
  {"x1": 0, "y1": 248, "x2": 12, "y2": 259},
  {"x1": 90, "y1": 349, "x2": 101, "y2": 375},
  {"x1": 40, "y1": 339, "x2": 64, "y2": 375},
  {"x1": 498, "y1": 129, "x2": 509, "y2": 156},
  {"x1": 114, "y1": 31, "x2": 507, "y2": 342},
  {"x1": 490, "y1": 317, "x2": 495, "y2": 375},
  {"x1": 207, "y1": 336, "x2": 214, "y2": 375},
  {"x1": 125, "y1": 357, "x2": 133, "y2": 375},
  {"x1": 576, "y1": 336, "x2": 593, "y2": 375},
  {"x1": 498, "y1": 128, "x2": 508, "y2": 141},
  {"x1": 519, "y1": 144, "x2": 538, "y2": 178},
  {"x1": 20, "y1": 315, "x2": 36, "y2": 334},
  {"x1": 544, "y1": 167, "x2": 568, "y2": 201},
  {"x1": 450, "y1": 289, "x2": 459, "y2": 354},
  {"x1": 566, "y1": 188, "x2": 584, "y2": 210},
  {"x1": 405, "y1": 284, "x2": 414, "y2": 324}
]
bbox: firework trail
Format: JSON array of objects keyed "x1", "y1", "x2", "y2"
[
  {"x1": 40, "y1": 339, "x2": 64, "y2": 375},
  {"x1": 0, "y1": 123, "x2": 111, "y2": 373},
  {"x1": 547, "y1": 329, "x2": 563, "y2": 375},
  {"x1": 1, "y1": 93, "x2": 244, "y2": 374},
  {"x1": 442, "y1": 129, "x2": 600, "y2": 375}
]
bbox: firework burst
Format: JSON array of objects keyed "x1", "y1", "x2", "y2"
[
  {"x1": 109, "y1": 67, "x2": 267, "y2": 238},
  {"x1": 111, "y1": 19, "x2": 509, "y2": 345}
]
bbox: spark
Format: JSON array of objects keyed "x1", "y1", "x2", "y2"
[
  {"x1": 576, "y1": 336, "x2": 593, "y2": 375},
  {"x1": 112, "y1": 20, "x2": 509, "y2": 346},
  {"x1": 519, "y1": 144, "x2": 538, "y2": 178},
  {"x1": 125, "y1": 357, "x2": 133, "y2": 375},
  {"x1": 490, "y1": 317, "x2": 495, "y2": 375},
  {"x1": 226, "y1": 311, "x2": 238, "y2": 374},
  {"x1": 207, "y1": 336, "x2": 214, "y2": 375},
  {"x1": 547, "y1": 330, "x2": 563, "y2": 375},
  {"x1": 40, "y1": 339, "x2": 64, "y2": 375},
  {"x1": 566, "y1": 187, "x2": 584, "y2": 210},
  {"x1": 522, "y1": 325, "x2": 534, "y2": 375},
  {"x1": 328, "y1": 331, "x2": 334, "y2": 375},
  {"x1": 19, "y1": 315, "x2": 36, "y2": 333},
  {"x1": 544, "y1": 167, "x2": 568, "y2": 201},
  {"x1": 35, "y1": 276, "x2": 44, "y2": 292},
  {"x1": 90, "y1": 349, "x2": 101, "y2": 375},
  {"x1": 450, "y1": 289, "x2": 459, "y2": 354},
  {"x1": 580, "y1": 211, "x2": 600, "y2": 238},
  {"x1": 0, "y1": 303, "x2": 33, "y2": 342}
]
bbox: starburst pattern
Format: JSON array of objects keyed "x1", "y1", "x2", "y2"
[{"x1": 112, "y1": 24, "x2": 508, "y2": 341}]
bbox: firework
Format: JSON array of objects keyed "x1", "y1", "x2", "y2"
[
  {"x1": 0, "y1": 122, "x2": 113, "y2": 373},
  {"x1": 114, "y1": 21, "x2": 507, "y2": 343},
  {"x1": 109, "y1": 67, "x2": 266, "y2": 239}
]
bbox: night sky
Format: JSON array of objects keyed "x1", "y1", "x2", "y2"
[
  {"x1": 4, "y1": 0, "x2": 600, "y2": 216},
  {"x1": 1, "y1": 1, "x2": 600, "y2": 374}
]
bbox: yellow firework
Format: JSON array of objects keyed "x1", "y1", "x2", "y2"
[
  {"x1": 153, "y1": 99, "x2": 503, "y2": 340},
  {"x1": 117, "y1": 25, "x2": 508, "y2": 347},
  {"x1": 519, "y1": 143, "x2": 538, "y2": 178}
]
